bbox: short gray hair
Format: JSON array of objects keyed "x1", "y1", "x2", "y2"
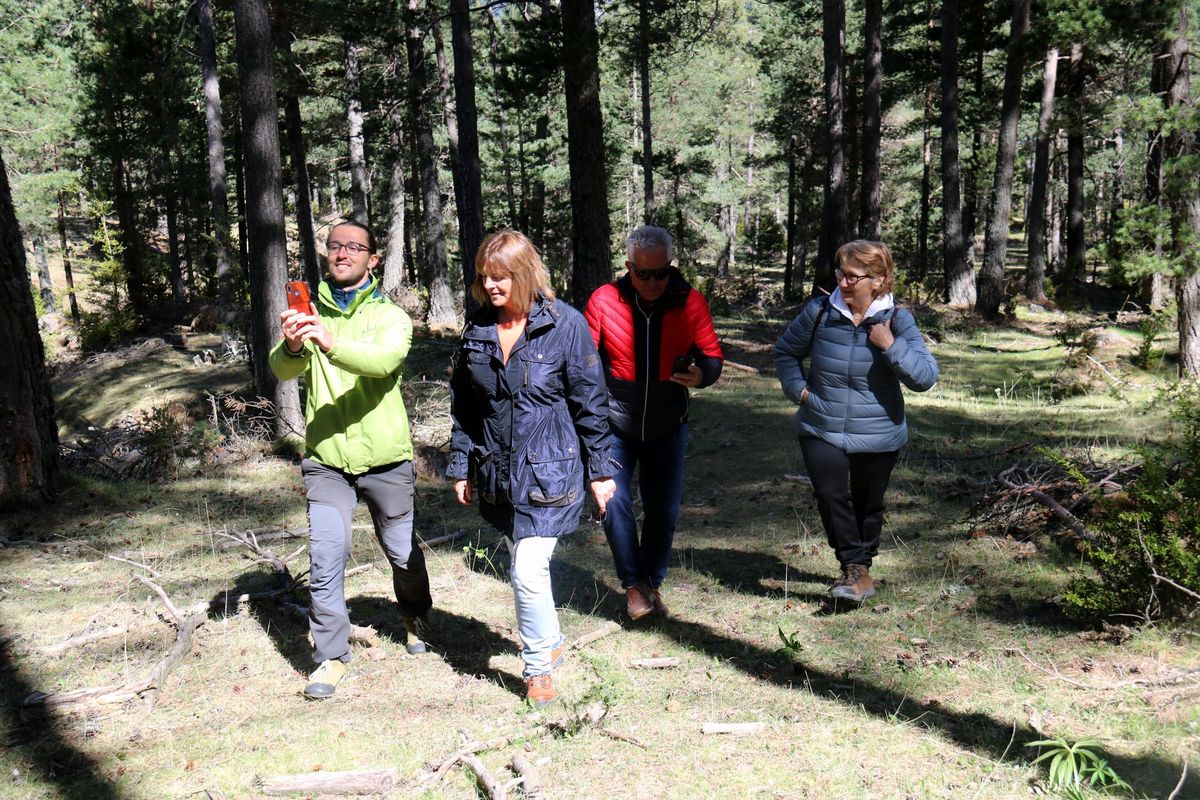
[{"x1": 626, "y1": 225, "x2": 673, "y2": 261}]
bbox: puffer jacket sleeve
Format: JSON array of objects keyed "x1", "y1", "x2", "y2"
[
  {"x1": 326, "y1": 305, "x2": 412, "y2": 379},
  {"x1": 447, "y1": 336, "x2": 479, "y2": 481},
  {"x1": 562, "y1": 307, "x2": 615, "y2": 478},
  {"x1": 773, "y1": 298, "x2": 825, "y2": 405},
  {"x1": 877, "y1": 308, "x2": 939, "y2": 392},
  {"x1": 687, "y1": 290, "x2": 724, "y2": 389}
]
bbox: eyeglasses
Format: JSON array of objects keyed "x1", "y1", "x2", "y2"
[
  {"x1": 327, "y1": 241, "x2": 371, "y2": 255},
  {"x1": 835, "y1": 269, "x2": 872, "y2": 286},
  {"x1": 630, "y1": 265, "x2": 672, "y2": 281}
]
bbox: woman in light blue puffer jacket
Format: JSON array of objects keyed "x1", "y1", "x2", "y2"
[{"x1": 774, "y1": 240, "x2": 939, "y2": 603}]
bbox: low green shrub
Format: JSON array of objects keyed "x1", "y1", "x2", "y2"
[{"x1": 1064, "y1": 388, "x2": 1200, "y2": 620}]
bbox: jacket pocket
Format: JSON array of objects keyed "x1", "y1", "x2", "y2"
[
  {"x1": 526, "y1": 441, "x2": 579, "y2": 508},
  {"x1": 466, "y1": 350, "x2": 498, "y2": 398}
]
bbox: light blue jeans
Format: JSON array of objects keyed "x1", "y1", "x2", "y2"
[{"x1": 507, "y1": 535, "x2": 562, "y2": 678}]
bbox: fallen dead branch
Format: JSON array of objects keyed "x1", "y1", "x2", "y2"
[
  {"x1": 40, "y1": 623, "x2": 128, "y2": 655},
  {"x1": 1168, "y1": 761, "x2": 1189, "y2": 800},
  {"x1": 106, "y1": 553, "x2": 161, "y2": 577},
  {"x1": 421, "y1": 702, "x2": 608, "y2": 787},
  {"x1": 599, "y1": 728, "x2": 647, "y2": 748},
  {"x1": 701, "y1": 722, "x2": 766, "y2": 735},
  {"x1": 629, "y1": 657, "x2": 680, "y2": 669},
  {"x1": 509, "y1": 753, "x2": 545, "y2": 800},
  {"x1": 460, "y1": 754, "x2": 506, "y2": 800},
  {"x1": 723, "y1": 359, "x2": 759, "y2": 373},
  {"x1": 997, "y1": 465, "x2": 1096, "y2": 542},
  {"x1": 569, "y1": 620, "x2": 621, "y2": 650},
  {"x1": 259, "y1": 768, "x2": 397, "y2": 796},
  {"x1": 24, "y1": 577, "x2": 207, "y2": 712}
]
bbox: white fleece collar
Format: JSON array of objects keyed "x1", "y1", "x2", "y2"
[{"x1": 829, "y1": 288, "x2": 895, "y2": 323}]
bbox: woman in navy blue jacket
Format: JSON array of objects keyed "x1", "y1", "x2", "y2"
[
  {"x1": 448, "y1": 230, "x2": 616, "y2": 707},
  {"x1": 774, "y1": 240, "x2": 939, "y2": 603}
]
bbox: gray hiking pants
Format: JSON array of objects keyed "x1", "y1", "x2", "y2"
[{"x1": 302, "y1": 458, "x2": 432, "y2": 664}]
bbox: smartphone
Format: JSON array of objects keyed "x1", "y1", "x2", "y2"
[
  {"x1": 672, "y1": 353, "x2": 695, "y2": 374},
  {"x1": 286, "y1": 281, "x2": 311, "y2": 314}
]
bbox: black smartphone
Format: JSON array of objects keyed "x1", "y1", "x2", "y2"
[{"x1": 672, "y1": 353, "x2": 695, "y2": 374}]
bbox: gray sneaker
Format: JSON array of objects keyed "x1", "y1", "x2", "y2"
[{"x1": 403, "y1": 613, "x2": 431, "y2": 654}]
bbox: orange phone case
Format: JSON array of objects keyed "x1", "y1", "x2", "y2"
[{"x1": 286, "y1": 281, "x2": 310, "y2": 313}]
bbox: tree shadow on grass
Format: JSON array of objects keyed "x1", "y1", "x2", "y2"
[
  {"x1": 653, "y1": 612, "x2": 1189, "y2": 797},
  {"x1": 679, "y1": 546, "x2": 833, "y2": 604},
  {"x1": 0, "y1": 638, "x2": 124, "y2": 800},
  {"x1": 208, "y1": 570, "x2": 313, "y2": 679}
]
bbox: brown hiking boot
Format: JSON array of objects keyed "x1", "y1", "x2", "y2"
[
  {"x1": 830, "y1": 564, "x2": 876, "y2": 603},
  {"x1": 649, "y1": 585, "x2": 670, "y2": 617},
  {"x1": 626, "y1": 584, "x2": 654, "y2": 620},
  {"x1": 524, "y1": 674, "x2": 556, "y2": 708}
]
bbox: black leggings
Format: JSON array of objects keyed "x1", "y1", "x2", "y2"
[{"x1": 799, "y1": 437, "x2": 899, "y2": 567}]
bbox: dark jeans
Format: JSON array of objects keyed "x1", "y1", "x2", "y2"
[
  {"x1": 799, "y1": 437, "x2": 899, "y2": 568},
  {"x1": 603, "y1": 423, "x2": 688, "y2": 589},
  {"x1": 302, "y1": 458, "x2": 432, "y2": 664}
]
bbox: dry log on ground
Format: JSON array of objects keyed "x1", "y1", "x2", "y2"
[
  {"x1": 510, "y1": 753, "x2": 545, "y2": 800},
  {"x1": 461, "y1": 755, "x2": 506, "y2": 800},
  {"x1": 629, "y1": 657, "x2": 680, "y2": 669},
  {"x1": 569, "y1": 621, "x2": 621, "y2": 650},
  {"x1": 723, "y1": 359, "x2": 759, "y2": 373},
  {"x1": 701, "y1": 722, "x2": 766, "y2": 735},
  {"x1": 259, "y1": 768, "x2": 396, "y2": 796}
]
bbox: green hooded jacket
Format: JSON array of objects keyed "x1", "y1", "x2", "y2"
[{"x1": 268, "y1": 276, "x2": 413, "y2": 474}]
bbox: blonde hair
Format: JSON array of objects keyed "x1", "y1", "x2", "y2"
[
  {"x1": 471, "y1": 230, "x2": 555, "y2": 316},
  {"x1": 836, "y1": 239, "x2": 895, "y2": 296}
]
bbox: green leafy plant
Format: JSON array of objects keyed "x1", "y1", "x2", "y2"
[
  {"x1": 777, "y1": 626, "x2": 803, "y2": 658},
  {"x1": 462, "y1": 542, "x2": 502, "y2": 576},
  {"x1": 1026, "y1": 736, "x2": 1131, "y2": 795},
  {"x1": 1064, "y1": 390, "x2": 1200, "y2": 620}
]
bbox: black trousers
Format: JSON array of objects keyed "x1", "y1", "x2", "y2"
[{"x1": 799, "y1": 437, "x2": 899, "y2": 567}]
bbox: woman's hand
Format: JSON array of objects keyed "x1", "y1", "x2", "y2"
[
  {"x1": 868, "y1": 317, "x2": 895, "y2": 351},
  {"x1": 800, "y1": 387, "x2": 810, "y2": 405},
  {"x1": 454, "y1": 479, "x2": 472, "y2": 506},
  {"x1": 590, "y1": 478, "x2": 616, "y2": 516}
]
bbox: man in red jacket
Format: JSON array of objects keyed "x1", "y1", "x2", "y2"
[{"x1": 585, "y1": 226, "x2": 724, "y2": 619}]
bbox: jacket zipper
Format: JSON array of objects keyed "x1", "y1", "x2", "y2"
[{"x1": 636, "y1": 298, "x2": 653, "y2": 440}]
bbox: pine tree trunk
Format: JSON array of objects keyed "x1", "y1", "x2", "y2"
[
  {"x1": 561, "y1": 0, "x2": 613, "y2": 306},
  {"x1": 785, "y1": 135, "x2": 797, "y2": 299},
  {"x1": 406, "y1": 0, "x2": 456, "y2": 328},
  {"x1": 1049, "y1": 142, "x2": 1063, "y2": 274},
  {"x1": 56, "y1": 192, "x2": 80, "y2": 324},
  {"x1": 431, "y1": 15, "x2": 464, "y2": 248},
  {"x1": 1162, "y1": 8, "x2": 1200, "y2": 376},
  {"x1": 449, "y1": 0, "x2": 483, "y2": 308},
  {"x1": 1025, "y1": 46, "x2": 1058, "y2": 302},
  {"x1": 233, "y1": 113, "x2": 249, "y2": 279},
  {"x1": 1144, "y1": 34, "x2": 1170, "y2": 311},
  {"x1": 106, "y1": 105, "x2": 149, "y2": 319},
  {"x1": 715, "y1": 136, "x2": 734, "y2": 279},
  {"x1": 345, "y1": 40, "x2": 370, "y2": 226},
  {"x1": 233, "y1": 0, "x2": 304, "y2": 439},
  {"x1": 1065, "y1": 42, "x2": 1086, "y2": 282},
  {"x1": 814, "y1": 0, "x2": 847, "y2": 294},
  {"x1": 977, "y1": 0, "x2": 1032, "y2": 319},
  {"x1": 859, "y1": 0, "x2": 882, "y2": 240},
  {"x1": 639, "y1": 0, "x2": 654, "y2": 221},
  {"x1": 382, "y1": 103, "x2": 407, "y2": 300},
  {"x1": 0, "y1": 146, "x2": 57, "y2": 506},
  {"x1": 164, "y1": 165, "x2": 185, "y2": 305},
  {"x1": 963, "y1": 33, "x2": 984, "y2": 270},
  {"x1": 530, "y1": 112, "x2": 549, "y2": 253},
  {"x1": 941, "y1": 0, "x2": 972, "y2": 305},
  {"x1": 274, "y1": 6, "x2": 320, "y2": 290},
  {"x1": 33, "y1": 231, "x2": 55, "y2": 315}
]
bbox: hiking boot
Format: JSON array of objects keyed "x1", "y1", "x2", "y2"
[
  {"x1": 626, "y1": 584, "x2": 654, "y2": 620},
  {"x1": 830, "y1": 564, "x2": 876, "y2": 603},
  {"x1": 524, "y1": 674, "x2": 556, "y2": 708},
  {"x1": 303, "y1": 659, "x2": 348, "y2": 699},
  {"x1": 649, "y1": 585, "x2": 670, "y2": 617},
  {"x1": 403, "y1": 614, "x2": 431, "y2": 655}
]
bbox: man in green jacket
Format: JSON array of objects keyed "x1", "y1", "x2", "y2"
[{"x1": 269, "y1": 220, "x2": 432, "y2": 699}]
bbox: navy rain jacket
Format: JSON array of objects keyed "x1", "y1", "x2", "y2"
[
  {"x1": 448, "y1": 295, "x2": 616, "y2": 539},
  {"x1": 773, "y1": 296, "x2": 940, "y2": 453}
]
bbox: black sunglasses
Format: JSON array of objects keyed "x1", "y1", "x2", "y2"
[{"x1": 630, "y1": 265, "x2": 672, "y2": 281}]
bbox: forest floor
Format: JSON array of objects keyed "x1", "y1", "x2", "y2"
[{"x1": 1, "y1": 302, "x2": 1197, "y2": 800}]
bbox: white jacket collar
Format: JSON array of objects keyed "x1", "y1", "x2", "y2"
[{"x1": 829, "y1": 288, "x2": 895, "y2": 323}]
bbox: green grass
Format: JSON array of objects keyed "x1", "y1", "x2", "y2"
[{"x1": 0, "y1": 309, "x2": 1195, "y2": 799}]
